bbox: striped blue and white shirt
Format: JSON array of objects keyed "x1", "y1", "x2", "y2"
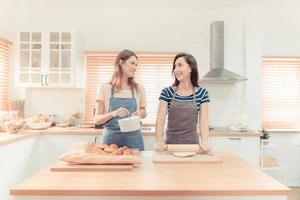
[{"x1": 159, "y1": 86, "x2": 210, "y2": 112}]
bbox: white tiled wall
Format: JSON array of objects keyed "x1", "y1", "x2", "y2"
[
  {"x1": 0, "y1": 0, "x2": 17, "y2": 40},
  {"x1": 262, "y1": 1, "x2": 300, "y2": 56},
  {"x1": 24, "y1": 88, "x2": 84, "y2": 122}
]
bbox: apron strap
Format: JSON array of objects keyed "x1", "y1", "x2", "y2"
[
  {"x1": 131, "y1": 82, "x2": 135, "y2": 98},
  {"x1": 111, "y1": 85, "x2": 115, "y2": 98},
  {"x1": 108, "y1": 86, "x2": 114, "y2": 112},
  {"x1": 192, "y1": 87, "x2": 196, "y2": 104},
  {"x1": 171, "y1": 87, "x2": 176, "y2": 101}
]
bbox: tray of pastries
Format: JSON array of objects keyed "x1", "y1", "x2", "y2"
[{"x1": 58, "y1": 142, "x2": 141, "y2": 165}]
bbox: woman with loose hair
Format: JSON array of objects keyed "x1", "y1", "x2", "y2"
[
  {"x1": 155, "y1": 53, "x2": 211, "y2": 152},
  {"x1": 94, "y1": 49, "x2": 146, "y2": 150}
]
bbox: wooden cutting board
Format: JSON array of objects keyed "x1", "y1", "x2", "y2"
[
  {"x1": 50, "y1": 161, "x2": 133, "y2": 172},
  {"x1": 153, "y1": 151, "x2": 223, "y2": 164}
]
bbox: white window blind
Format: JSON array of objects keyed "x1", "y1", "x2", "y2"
[
  {"x1": 262, "y1": 56, "x2": 300, "y2": 130},
  {"x1": 84, "y1": 52, "x2": 175, "y2": 125},
  {"x1": 0, "y1": 37, "x2": 11, "y2": 111}
]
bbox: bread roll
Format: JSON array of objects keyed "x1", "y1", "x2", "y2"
[
  {"x1": 104, "y1": 144, "x2": 118, "y2": 153},
  {"x1": 110, "y1": 148, "x2": 123, "y2": 156},
  {"x1": 98, "y1": 144, "x2": 108, "y2": 149},
  {"x1": 104, "y1": 146, "x2": 114, "y2": 153},
  {"x1": 94, "y1": 147, "x2": 107, "y2": 155},
  {"x1": 109, "y1": 144, "x2": 118, "y2": 150},
  {"x1": 122, "y1": 146, "x2": 129, "y2": 150},
  {"x1": 123, "y1": 149, "x2": 133, "y2": 155}
]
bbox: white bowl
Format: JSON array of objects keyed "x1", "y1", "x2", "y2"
[
  {"x1": 28, "y1": 121, "x2": 52, "y2": 130},
  {"x1": 118, "y1": 116, "x2": 141, "y2": 132}
]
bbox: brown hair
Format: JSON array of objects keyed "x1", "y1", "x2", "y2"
[
  {"x1": 172, "y1": 52, "x2": 199, "y2": 87},
  {"x1": 110, "y1": 49, "x2": 139, "y2": 93}
]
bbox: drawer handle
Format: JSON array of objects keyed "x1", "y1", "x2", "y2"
[{"x1": 228, "y1": 137, "x2": 242, "y2": 140}]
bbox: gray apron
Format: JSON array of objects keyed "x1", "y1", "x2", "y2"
[
  {"x1": 101, "y1": 86, "x2": 144, "y2": 151},
  {"x1": 166, "y1": 87, "x2": 199, "y2": 144}
]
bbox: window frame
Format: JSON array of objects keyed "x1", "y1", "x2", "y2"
[
  {"x1": 262, "y1": 56, "x2": 300, "y2": 131},
  {"x1": 0, "y1": 37, "x2": 12, "y2": 112}
]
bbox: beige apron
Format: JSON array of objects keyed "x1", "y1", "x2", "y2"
[{"x1": 166, "y1": 87, "x2": 199, "y2": 144}]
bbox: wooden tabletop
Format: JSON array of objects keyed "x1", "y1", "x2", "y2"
[{"x1": 10, "y1": 151, "x2": 289, "y2": 196}]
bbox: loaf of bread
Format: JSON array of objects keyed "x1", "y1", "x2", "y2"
[
  {"x1": 59, "y1": 143, "x2": 140, "y2": 165},
  {"x1": 58, "y1": 152, "x2": 141, "y2": 165}
]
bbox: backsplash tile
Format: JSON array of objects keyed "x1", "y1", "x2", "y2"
[{"x1": 25, "y1": 88, "x2": 84, "y2": 122}]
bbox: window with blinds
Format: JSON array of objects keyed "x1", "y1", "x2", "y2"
[
  {"x1": 85, "y1": 52, "x2": 175, "y2": 125},
  {"x1": 262, "y1": 56, "x2": 300, "y2": 130},
  {"x1": 0, "y1": 37, "x2": 11, "y2": 111}
]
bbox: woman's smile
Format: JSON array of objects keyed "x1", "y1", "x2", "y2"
[{"x1": 175, "y1": 72, "x2": 184, "y2": 79}]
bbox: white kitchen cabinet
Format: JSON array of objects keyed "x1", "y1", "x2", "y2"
[
  {"x1": 17, "y1": 31, "x2": 84, "y2": 88},
  {"x1": 210, "y1": 136, "x2": 260, "y2": 167},
  {"x1": 0, "y1": 138, "x2": 39, "y2": 200}
]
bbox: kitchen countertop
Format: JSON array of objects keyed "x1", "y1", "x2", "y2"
[
  {"x1": 0, "y1": 132, "x2": 40, "y2": 146},
  {"x1": 0, "y1": 127, "x2": 262, "y2": 147},
  {"x1": 10, "y1": 151, "x2": 288, "y2": 197}
]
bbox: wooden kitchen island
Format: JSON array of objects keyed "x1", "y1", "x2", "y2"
[{"x1": 10, "y1": 151, "x2": 289, "y2": 200}]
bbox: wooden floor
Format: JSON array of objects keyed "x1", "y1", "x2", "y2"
[{"x1": 289, "y1": 187, "x2": 300, "y2": 200}]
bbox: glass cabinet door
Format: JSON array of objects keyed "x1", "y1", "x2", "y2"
[
  {"x1": 61, "y1": 32, "x2": 71, "y2": 72},
  {"x1": 49, "y1": 32, "x2": 72, "y2": 85},
  {"x1": 19, "y1": 32, "x2": 42, "y2": 85},
  {"x1": 49, "y1": 32, "x2": 59, "y2": 73}
]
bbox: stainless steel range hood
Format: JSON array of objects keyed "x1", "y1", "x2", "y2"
[{"x1": 201, "y1": 21, "x2": 247, "y2": 83}]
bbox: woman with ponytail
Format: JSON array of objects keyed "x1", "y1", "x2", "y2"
[{"x1": 94, "y1": 50, "x2": 146, "y2": 150}]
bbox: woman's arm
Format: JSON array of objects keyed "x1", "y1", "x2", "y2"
[
  {"x1": 199, "y1": 102, "x2": 211, "y2": 151},
  {"x1": 132, "y1": 84, "x2": 147, "y2": 119},
  {"x1": 94, "y1": 100, "x2": 113, "y2": 125},
  {"x1": 155, "y1": 100, "x2": 168, "y2": 143},
  {"x1": 94, "y1": 100, "x2": 129, "y2": 125},
  {"x1": 132, "y1": 107, "x2": 147, "y2": 119}
]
